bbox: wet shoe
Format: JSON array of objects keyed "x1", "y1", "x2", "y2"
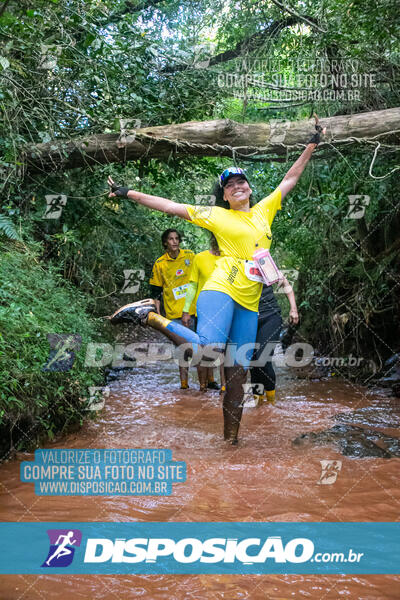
[
  {"x1": 254, "y1": 393, "x2": 265, "y2": 407},
  {"x1": 266, "y1": 390, "x2": 276, "y2": 405},
  {"x1": 207, "y1": 381, "x2": 220, "y2": 390},
  {"x1": 180, "y1": 380, "x2": 189, "y2": 390},
  {"x1": 253, "y1": 392, "x2": 275, "y2": 406},
  {"x1": 108, "y1": 299, "x2": 156, "y2": 325}
]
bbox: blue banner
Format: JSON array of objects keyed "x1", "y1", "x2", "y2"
[
  {"x1": 0, "y1": 522, "x2": 398, "y2": 574},
  {"x1": 20, "y1": 449, "x2": 186, "y2": 496}
]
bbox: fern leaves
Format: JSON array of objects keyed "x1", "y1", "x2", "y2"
[{"x1": 0, "y1": 214, "x2": 20, "y2": 240}]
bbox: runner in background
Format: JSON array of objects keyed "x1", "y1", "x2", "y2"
[
  {"x1": 250, "y1": 276, "x2": 299, "y2": 406},
  {"x1": 181, "y1": 233, "x2": 226, "y2": 393},
  {"x1": 149, "y1": 229, "x2": 196, "y2": 389}
]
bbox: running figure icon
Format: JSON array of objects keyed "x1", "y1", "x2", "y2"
[
  {"x1": 46, "y1": 531, "x2": 76, "y2": 565},
  {"x1": 42, "y1": 529, "x2": 82, "y2": 568}
]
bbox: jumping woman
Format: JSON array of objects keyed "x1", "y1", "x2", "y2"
[{"x1": 107, "y1": 119, "x2": 324, "y2": 444}]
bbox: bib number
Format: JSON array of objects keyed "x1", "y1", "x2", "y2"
[
  {"x1": 172, "y1": 283, "x2": 188, "y2": 300},
  {"x1": 244, "y1": 260, "x2": 264, "y2": 283}
]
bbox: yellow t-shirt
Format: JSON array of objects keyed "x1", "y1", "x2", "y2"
[
  {"x1": 149, "y1": 248, "x2": 196, "y2": 319},
  {"x1": 184, "y1": 187, "x2": 281, "y2": 312},
  {"x1": 190, "y1": 250, "x2": 219, "y2": 315}
]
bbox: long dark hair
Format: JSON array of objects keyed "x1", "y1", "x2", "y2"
[
  {"x1": 209, "y1": 232, "x2": 219, "y2": 252},
  {"x1": 212, "y1": 181, "x2": 254, "y2": 209}
]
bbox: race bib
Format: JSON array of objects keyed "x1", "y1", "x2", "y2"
[
  {"x1": 244, "y1": 260, "x2": 264, "y2": 283},
  {"x1": 172, "y1": 283, "x2": 188, "y2": 300}
]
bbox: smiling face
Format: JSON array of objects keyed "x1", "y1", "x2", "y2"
[{"x1": 223, "y1": 175, "x2": 252, "y2": 211}]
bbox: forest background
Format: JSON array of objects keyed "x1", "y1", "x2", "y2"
[{"x1": 0, "y1": 0, "x2": 399, "y2": 454}]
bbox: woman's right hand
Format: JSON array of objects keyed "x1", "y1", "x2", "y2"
[
  {"x1": 106, "y1": 178, "x2": 190, "y2": 219},
  {"x1": 181, "y1": 312, "x2": 192, "y2": 328}
]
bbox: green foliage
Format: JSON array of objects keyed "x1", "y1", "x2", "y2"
[
  {"x1": 0, "y1": 213, "x2": 19, "y2": 240},
  {"x1": 0, "y1": 239, "x2": 104, "y2": 453},
  {"x1": 251, "y1": 154, "x2": 400, "y2": 367},
  {"x1": 0, "y1": 0, "x2": 398, "y2": 457}
]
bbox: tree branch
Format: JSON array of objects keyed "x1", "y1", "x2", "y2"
[
  {"x1": 268, "y1": 0, "x2": 326, "y2": 33},
  {"x1": 162, "y1": 17, "x2": 301, "y2": 73}
]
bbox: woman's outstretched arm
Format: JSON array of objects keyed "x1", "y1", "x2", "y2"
[
  {"x1": 107, "y1": 176, "x2": 191, "y2": 220},
  {"x1": 278, "y1": 116, "x2": 325, "y2": 201}
]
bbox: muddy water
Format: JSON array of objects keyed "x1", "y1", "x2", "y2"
[{"x1": 1, "y1": 355, "x2": 400, "y2": 599}]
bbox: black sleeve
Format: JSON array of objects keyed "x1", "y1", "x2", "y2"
[{"x1": 149, "y1": 284, "x2": 163, "y2": 300}]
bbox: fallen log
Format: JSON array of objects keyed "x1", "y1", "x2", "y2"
[{"x1": 25, "y1": 107, "x2": 400, "y2": 174}]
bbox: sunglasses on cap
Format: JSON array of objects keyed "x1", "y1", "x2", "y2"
[{"x1": 219, "y1": 167, "x2": 248, "y2": 187}]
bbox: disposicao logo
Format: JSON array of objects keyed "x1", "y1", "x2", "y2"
[
  {"x1": 41, "y1": 529, "x2": 82, "y2": 568},
  {"x1": 83, "y1": 536, "x2": 314, "y2": 564}
]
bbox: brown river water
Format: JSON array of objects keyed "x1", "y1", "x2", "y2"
[{"x1": 1, "y1": 351, "x2": 400, "y2": 599}]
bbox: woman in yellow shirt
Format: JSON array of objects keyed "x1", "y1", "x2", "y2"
[{"x1": 108, "y1": 121, "x2": 324, "y2": 444}]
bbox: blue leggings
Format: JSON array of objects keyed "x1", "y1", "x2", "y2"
[{"x1": 164, "y1": 290, "x2": 259, "y2": 368}]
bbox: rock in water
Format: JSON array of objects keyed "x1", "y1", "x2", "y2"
[{"x1": 293, "y1": 424, "x2": 399, "y2": 458}]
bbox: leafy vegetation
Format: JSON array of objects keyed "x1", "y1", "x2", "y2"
[
  {"x1": 0, "y1": 0, "x2": 399, "y2": 452},
  {"x1": 0, "y1": 237, "x2": 104, "y2": 455}
]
